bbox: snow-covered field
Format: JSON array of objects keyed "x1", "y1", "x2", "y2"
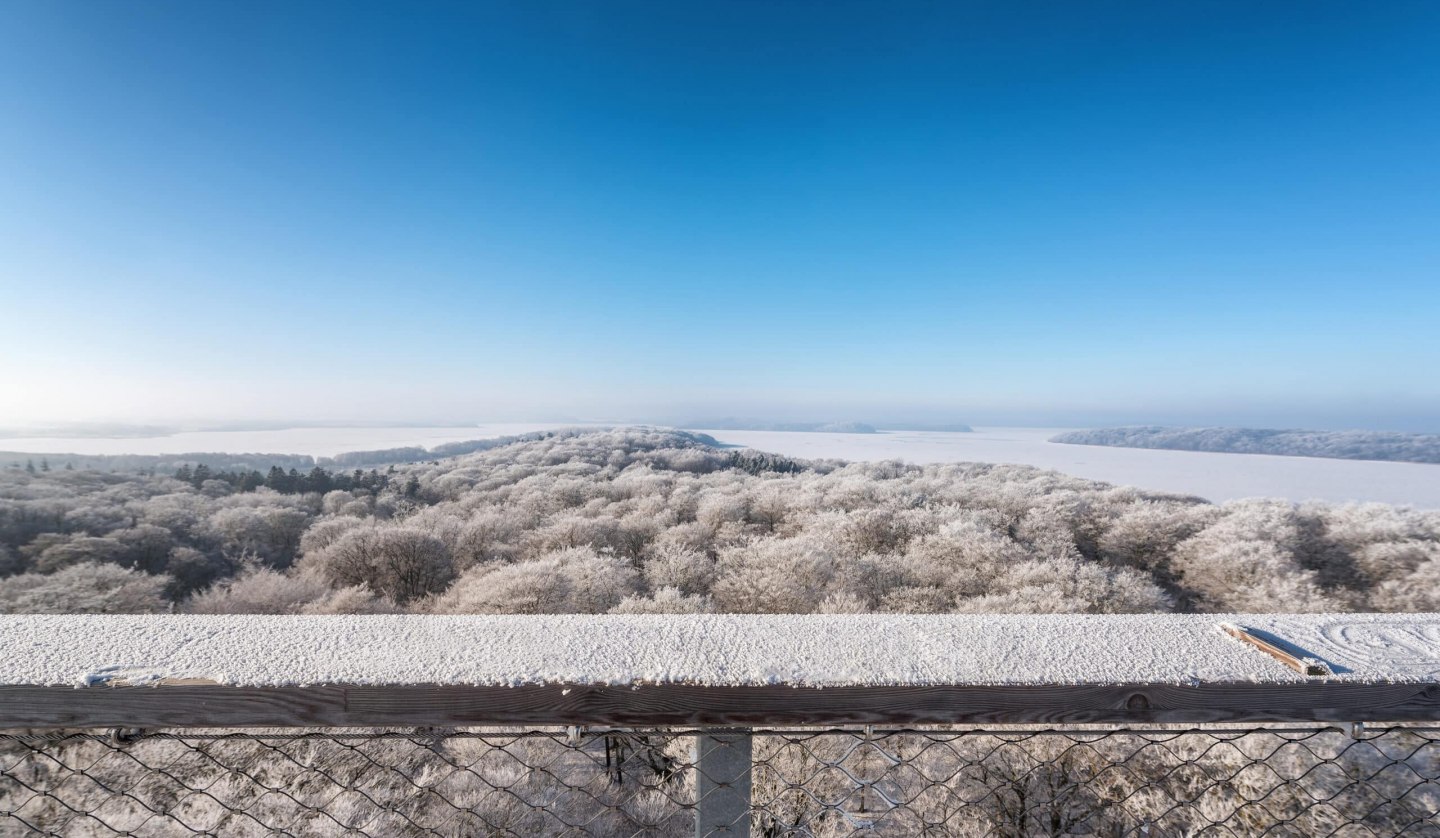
[
  {"x1": 698, "y1": 427, "x2": 1440, "y2": 509},
  {"x1": 3, "y1": 424, "x2": 1436, "y2": 508}
]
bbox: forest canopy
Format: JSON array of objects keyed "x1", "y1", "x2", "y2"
[{"x1": 1, "y1": 428, "x2": 1436, "y2": 616}]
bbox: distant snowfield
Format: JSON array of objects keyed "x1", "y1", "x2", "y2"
[
  {"x1": 3, "y1": 424, "x2": 1435, "y2": 508},
  {"x1": 0, "y1": 423, "x2": 583, "y2": 459},
  {"x1": 697, "y1": 427, "x2": 1440, "y2": 509}
]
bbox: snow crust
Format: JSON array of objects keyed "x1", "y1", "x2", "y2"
[{"x1": 1, "y1": 614, "x2": 1437, "y2": 689}]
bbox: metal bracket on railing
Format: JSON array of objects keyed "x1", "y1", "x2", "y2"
[
  {"x1": 107, "y1": 727, "x2": 144, "y2": 747},
  {"x1": 1347, "y1": 721, "x2": 1366, "y2": 740},
  {"x1": 566, "y1": 725, "x2": 586, "y2": 746}
]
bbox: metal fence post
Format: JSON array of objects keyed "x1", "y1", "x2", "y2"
[{"x1": 695, "y1": 728, "x2": 752, "y2": 837}]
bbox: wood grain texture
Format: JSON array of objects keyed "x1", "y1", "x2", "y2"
[{"x1": 1, "y1": 682, "x2": 1438, "y2": 729}]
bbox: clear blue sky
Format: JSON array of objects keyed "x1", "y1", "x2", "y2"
[{"x1": 2, "y1": 1, "x2": 1437, "y2": 430}]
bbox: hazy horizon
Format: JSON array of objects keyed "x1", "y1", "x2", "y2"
[
  {"x1": 2, "y1": 394, "x2": 1438, "y2": 436},
  {"x1": 3, "y1": 2, "x2": 1438, "y2": 432},
  {"x1": 2, "y1": 409, "x2": 1438, "y2": 436}
]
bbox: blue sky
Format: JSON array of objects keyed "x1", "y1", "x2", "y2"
[{"x1": 2, "y1": 1, "x2": 1437, "y2": 430}]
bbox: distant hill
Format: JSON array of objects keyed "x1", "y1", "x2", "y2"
[
  {"x1": 0, "y1": 423, "x2": 178, "y2": 440},
  {"x1": 683, "y1": 419, "x2": 879, "y2": 434},
  {"x1": 1051, "y1": 426, "x2": 1440, "y2": 465},
  {"x1": 682, "y1": 419, "x2": 974, "y2": 434},
  {"x1": 0, "y1": 430, "x2": 579, "y2": 474},
  {"x1": 876, "y1": 423, "x2": 974, "y2": 433},
  {"x1": 0, "y1": 450, "x2": 318, "y2": 474}
]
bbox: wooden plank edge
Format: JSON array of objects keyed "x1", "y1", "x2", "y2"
[
  {"x1": 1, "y1": 682, "x2": 1438, "y2": 729},
  {"x1": 1220, "y1": 623, "x2": 1331, "y2": 677}
]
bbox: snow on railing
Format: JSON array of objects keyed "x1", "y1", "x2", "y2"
[{"x1": 1, "y1": 614, "x2": 1438, "y2": 835}]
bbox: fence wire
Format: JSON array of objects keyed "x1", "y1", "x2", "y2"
[{"x1": 0, "y1": 725, "x2": 1436, "y2": 837}]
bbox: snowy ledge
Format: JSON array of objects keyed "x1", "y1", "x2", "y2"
[
  {"x1": 0, "y1": 614, "x2": 1437, "y2": 728},
  {"x1": 1, "y1": 613, "x2": 1438, "y2": 688}
]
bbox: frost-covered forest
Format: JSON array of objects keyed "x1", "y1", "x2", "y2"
[
  {"x1": 1053, "y1": 426, "x2": 1440, "y2": 465},
  {"x1": 1, "y1": 428, "x2": 1437, "y2": 616}
]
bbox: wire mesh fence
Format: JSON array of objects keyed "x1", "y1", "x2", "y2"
[{"x1": 0, "y1": 724, "x2": 1437, "y2": 837}]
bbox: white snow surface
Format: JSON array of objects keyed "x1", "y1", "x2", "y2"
[{"x1": 1, "y1": 613, "x2": 1437, "y2": 689}]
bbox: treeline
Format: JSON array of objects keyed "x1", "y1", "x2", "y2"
[
  {"x1": 1051, "y1": 426, "x2": 1440, "y2": 464},
  {"x1": 1, "y1": 427, "x2": 1437, "y2": 617},
  {"x1": 0, "y1": 429, "x2": 591, "y2": 477},
  {"x1": 172, "y1": 464, "x2": 394, "y2": 496},
  {"x1": 726, "y1": 449, "x2": 806, "y2": 475},
  {"x1": 1, "y1": 451, "x2": 318, "y2": 474}
]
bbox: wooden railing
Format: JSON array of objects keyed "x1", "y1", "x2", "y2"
[
  {"x1": 3, "y1": 678, "x2": 1440, "y2": 729},
  {"x1": 1, "y1": 613, "x2": 1438, "y2": 835}
]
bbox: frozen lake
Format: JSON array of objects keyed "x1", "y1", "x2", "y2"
[
  {"x1": 3, "y1": 424, "x2": 1435, "y2": 508},
  {"x1": 696, "y1": 427, "x2": 1440, "y2": 509}
]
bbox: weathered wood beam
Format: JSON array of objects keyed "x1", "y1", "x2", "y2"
[{"x1": 1, "y1": 682, "x2": 1437, "y2": 729}]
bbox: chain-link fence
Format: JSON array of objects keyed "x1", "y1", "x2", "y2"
[{"x1": 1, "y1": 724, "x2": 1437, "y2": 837}]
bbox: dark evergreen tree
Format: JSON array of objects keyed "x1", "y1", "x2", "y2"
[
  {"x1": 728, "y1": 450, "x2": 805, "y2": 475},
  {"x1": 238, "y1": 470, "x2": 264, "y2": 492},
  {"x1": 305, "y1": 466, "x2": 333, "y2": 494}
]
